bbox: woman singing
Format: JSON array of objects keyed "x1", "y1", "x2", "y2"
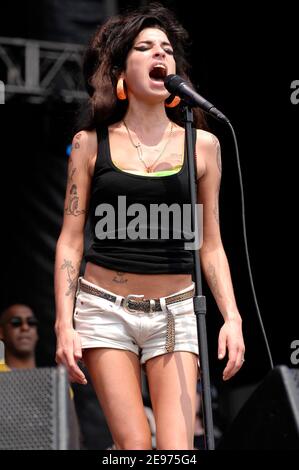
[{"x1": 54, "y1": 3, "x2": 245, "y2": 450}]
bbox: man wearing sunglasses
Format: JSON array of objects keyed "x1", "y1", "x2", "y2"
[
  {"x1": 0, "y1": 304, "x2": 39, "y2": 370},
  {"x1": 0, "y1": 305, "x2": 82, "y2": 449}
]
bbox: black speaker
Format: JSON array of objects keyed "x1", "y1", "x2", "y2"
[
  {"x1": 0, "y1": 366, "x2": 80, "y2": 450},
  {"x1": 217, "y1": 366, "x2": 299, "y2": 450}
]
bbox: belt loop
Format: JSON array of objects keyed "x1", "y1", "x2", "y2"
[
  {"x1": 114, "y1": 293, "x2": 122, "y2": 308},
  {"x1": 159, "y1": 296, "x2": 167, "y2": 312},
  {"x1": 149, "y1": 299, "x2": 155, "y2": 314}
]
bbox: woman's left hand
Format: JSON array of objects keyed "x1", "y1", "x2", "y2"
[{"x1": 218, "y1": 316, "x2": 245, "y2": 381}]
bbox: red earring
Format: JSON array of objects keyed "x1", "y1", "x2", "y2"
[
  {"x1": 165, "y1": 95, "x2": 181, "y2": 108},
  {"x1": 116, "y1": 78, "x2": 127, "y2": 100}
]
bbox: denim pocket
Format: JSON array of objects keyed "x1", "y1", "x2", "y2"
[
  {"x1": 166, "y1": 296, "x2": 194, "y2": 316},
  {"x1": 74, "y1": 290, "x2": 108, "y2": 317}
]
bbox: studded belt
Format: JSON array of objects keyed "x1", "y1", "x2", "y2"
[
  {"x1": 78, "y1": 278, "x2": 195, "y2": 314},
  {"x1": 77, "y1": 278, "x2": 195, "y2": 353}
]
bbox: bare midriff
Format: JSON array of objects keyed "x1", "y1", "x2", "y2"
[{"x1": 84, "y1": 262, "x2": 193, "y2": 299}]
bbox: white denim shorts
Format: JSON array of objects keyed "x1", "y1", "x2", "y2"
[{"x1": 74, "y1": 276, "x2": 199, "y2": 370}]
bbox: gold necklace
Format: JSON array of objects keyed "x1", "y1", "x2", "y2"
[{"x1": 123, "y1": 120, "x2": 174, "y2": 173}]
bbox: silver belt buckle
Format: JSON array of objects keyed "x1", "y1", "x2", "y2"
[{"x1": 123, "y1": 294, "x2": 144, "y2": 313}]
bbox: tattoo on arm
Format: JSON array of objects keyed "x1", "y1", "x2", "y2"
[
  {"x1": 210, "y1": 135, "x2": 221, "y2": 224},
  {"x1": 61, "y1": 259, "x2": 80, "y2": 297},
  {"x1": 213, "y1": 182, "x2": 220, "y2": 225},
  {"x1": 65, "y1": 184, "x2": 86, "y2": 216},
  {"x1": 211, "y1": 135, "x2": 222, "y2": 174},
  {"x1": 206, "y1": 262, "x2": 223, "y2": 299},
  {"x1": 67, "y1": 157, "x2": 76, "y2": 184},
  {"x1": 113, "y1": 272, "x2": 128, "y2": 284},
  {"x1": 216, "y1": 143, "x2": 222, "y2": 174}
]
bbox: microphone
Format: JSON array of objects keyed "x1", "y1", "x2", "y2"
[{"x1": 164, "y1": 74, "x2": 229, "y2": 123}]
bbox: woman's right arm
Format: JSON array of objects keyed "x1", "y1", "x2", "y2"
[{"x1": 54, "y1": 130, "x2": 97, "y2": 384}]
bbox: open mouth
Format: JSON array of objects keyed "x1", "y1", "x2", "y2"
[{"x1": 149, "y1": 64, "x2": 167, "y2": 82}]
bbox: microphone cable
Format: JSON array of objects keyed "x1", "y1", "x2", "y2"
[
  {"x1": 226, "y1": 119, "x2": 274, "y2": 370},
  {"x1": 165, "y1": 73, "x2": 274, "y2": 369}
]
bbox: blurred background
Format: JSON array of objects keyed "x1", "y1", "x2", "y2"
[{"x1": 0, "y1": 0, "x2": 298, "y2": 449}]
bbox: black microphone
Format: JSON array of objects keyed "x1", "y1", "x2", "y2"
[{"x1": 164, "y1": 74, "x2": 229, "y2": 123}]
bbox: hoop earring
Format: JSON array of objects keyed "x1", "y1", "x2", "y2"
[
  {"x1": 116, "y1": 78, "x2": 127, "y2": 100},
  {"x1": 165, "y1": 95, "x2": 181, "y2": 108}
]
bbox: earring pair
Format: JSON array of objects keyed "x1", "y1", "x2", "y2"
[{"x1": 116, "y1": 77, "x2": 180, "y2": 108}]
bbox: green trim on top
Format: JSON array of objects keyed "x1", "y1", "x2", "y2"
[{"x1": 111, "y1": 162, "x2": 183, "y2": 177}]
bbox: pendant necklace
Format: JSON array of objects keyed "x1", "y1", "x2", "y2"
[{"x1": 123, "y1": 120, "x2": 174, "y2": 173}]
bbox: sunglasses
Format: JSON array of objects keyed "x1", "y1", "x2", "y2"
[{"x1": 8, "y1": 316, "x2": 39, "y2": 328}]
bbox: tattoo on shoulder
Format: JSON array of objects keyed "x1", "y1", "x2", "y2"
[
  {"x1": 113, "y1": 272, "x2": 128, "y2": 284},
  {"x1": 65, "y1": 184, "x2": 86, "y2": 216},
  {"x1": 61, "y1": 259, "x2": 80, "y2": 297},
  {"x1": 73, "y1": 133, "x2": 82, "y2": 150},
  {"x1": 211, "y1": 134, "x2": 222, "y2": 174}
]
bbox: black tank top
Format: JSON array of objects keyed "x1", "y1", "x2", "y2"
[{"x1": 84, "y1": 126, "x2": 196, "y2": 274}]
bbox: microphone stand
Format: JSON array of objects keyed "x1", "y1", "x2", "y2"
[{"x1": 183, "y1": 105, "x2": 215, "y2": 450}]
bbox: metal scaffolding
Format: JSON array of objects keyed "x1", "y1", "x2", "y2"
[{"x1": 0, "y1": 37, "x2": 88, "y2": 103}]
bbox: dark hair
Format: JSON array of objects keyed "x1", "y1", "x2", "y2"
[
  {"x1": 75, "y1": 2, "x2": 207, "y2": 132},
  {"x1": 0, "y1": 304, "x2": 35, "y2": 325}
]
